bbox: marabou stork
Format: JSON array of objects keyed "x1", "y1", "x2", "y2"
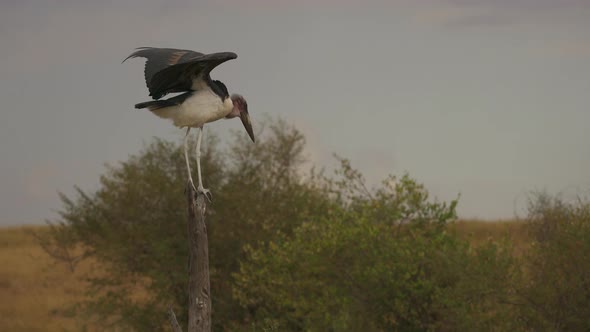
[{"x1": 124, "y1": 47, "x2": 255, "y2": 200}]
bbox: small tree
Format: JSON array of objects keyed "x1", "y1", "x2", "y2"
[{"x1": 39, "y1": 119, "x2": 332, "y2": 330}]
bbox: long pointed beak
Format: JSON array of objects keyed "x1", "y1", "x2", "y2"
[{"x1": 240, "y1": 111, "x2": 255, "y2": 143}]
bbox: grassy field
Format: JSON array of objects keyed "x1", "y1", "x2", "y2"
[
  {"x1": 450, "y1": 219, "x2": 531, "y2": 255},
  {"x1": 0, "y1": 220, "x2": 531, "y2": 331},
  {"x1": 0, "y1": 226, "x2": 98, "y2": 331}
]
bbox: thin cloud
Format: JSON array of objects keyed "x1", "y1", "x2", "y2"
[
  {"x1": 413, "y1": 0, "x2": 590, "y2": 28},
  {"x1": 24, "y1": 164, "x2": 60, "y2": 200},
  {"x1": 445, "y1": 0, "x2": 590, "y2": 11},
  {"x1": 558, "y1": 41, "x2": 590, "y2": 56},
  {"x1": 413, "y1": 6, "x2": 512, "y2": 28},
  {"x1": 544, "y1": 40, "x2": 590, "y2": 58}
]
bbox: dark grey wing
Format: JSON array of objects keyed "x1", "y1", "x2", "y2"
[
  {"x1": 149, "y1": 52, "x2": 237, "y2": 99},
  {"x1": 123, "y1": 47, "x2": 204, "y2": 99}
]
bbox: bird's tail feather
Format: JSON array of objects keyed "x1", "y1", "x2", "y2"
[
  {"x1": 135, "y1": 100, "x2": 177, "y2": 119},
  {"x1": 135, "y1": 100, "x2": 170, "y2": 110}
]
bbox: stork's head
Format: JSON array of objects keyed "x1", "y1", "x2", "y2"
[{"x1": 227, "y1": 94, "x2": 255, "y2": 142}]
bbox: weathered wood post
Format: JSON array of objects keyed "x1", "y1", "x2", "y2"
[
  {"x1": 169, "y1": 184, "x2": 211, "y2": 331},
  {"x1": 186, "y1": 185, "x2": 211, "y2": 331}
]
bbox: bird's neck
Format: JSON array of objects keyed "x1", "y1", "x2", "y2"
[{"x1": 225, "y1": 102, "x2": 239, "y2": 119}]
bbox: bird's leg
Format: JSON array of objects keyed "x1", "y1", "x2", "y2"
[
  {"x1": 195, "y1": 126, "x2": 212, "y2": 201},
  {"x1": 184, "y1": 127, "x2": 197, "y2": 192}
]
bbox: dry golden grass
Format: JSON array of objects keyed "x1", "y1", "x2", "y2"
[
  {"x1": 449, "y1": 219, "x2": 531, "y2": 256},
  {"x1": 0, "y1": 225, "x2": 98, "y2": 332},
  {"x1": 0, "y1": 220, "x2": 532, "y2": 331}
]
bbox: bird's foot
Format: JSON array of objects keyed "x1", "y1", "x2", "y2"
[{"x1": 196, "y1": 186, "x2": 213, "y2": 202}]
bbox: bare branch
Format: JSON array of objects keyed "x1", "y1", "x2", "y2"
[
  {"x1": 30, "y1": 227, "x2": 84, "y2": 273},
  {"x1": 167, "y1": 305, "x2": 183, "y2": 332}
]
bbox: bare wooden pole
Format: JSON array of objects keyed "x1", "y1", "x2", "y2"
[
  {"x1": 167, "y1": 184, "x2": 212, "y2": 332},
  {"x1": 186, "y1": 184, "x2": 212, "y2": 331}
]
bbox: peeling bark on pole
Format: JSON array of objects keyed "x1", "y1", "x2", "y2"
[{"x1": 186, "y1": 184, "x2": 212, "y2": 332}]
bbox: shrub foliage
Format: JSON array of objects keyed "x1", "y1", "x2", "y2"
[{"x1": 41, "y1": 119, "x2": 589, "y2": 331}]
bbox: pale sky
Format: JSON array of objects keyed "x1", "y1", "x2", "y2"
[{"x1": 1, "y1": 0, "x2": 589, "y2": 225}]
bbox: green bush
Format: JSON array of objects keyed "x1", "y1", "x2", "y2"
[
  {"x1": 45, "y1": 119, "x2": 333, "y2": 330},
  {"x1": 42, "y1": 119, "x2": 521, "y2": 331},
  {"x1": 234, "y1": 161, "x2": 519, "y2": 331},
  {"x1": 518, "y1": 193, "x2": 590, "y2": 330}
]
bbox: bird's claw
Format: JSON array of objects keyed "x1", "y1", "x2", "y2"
[
  {"x1": 185, "y1": 180, "x2": 211, "y2": 202},
  {"x1": 197, "y1": 186, "x2": 213, "y2": 202}
]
